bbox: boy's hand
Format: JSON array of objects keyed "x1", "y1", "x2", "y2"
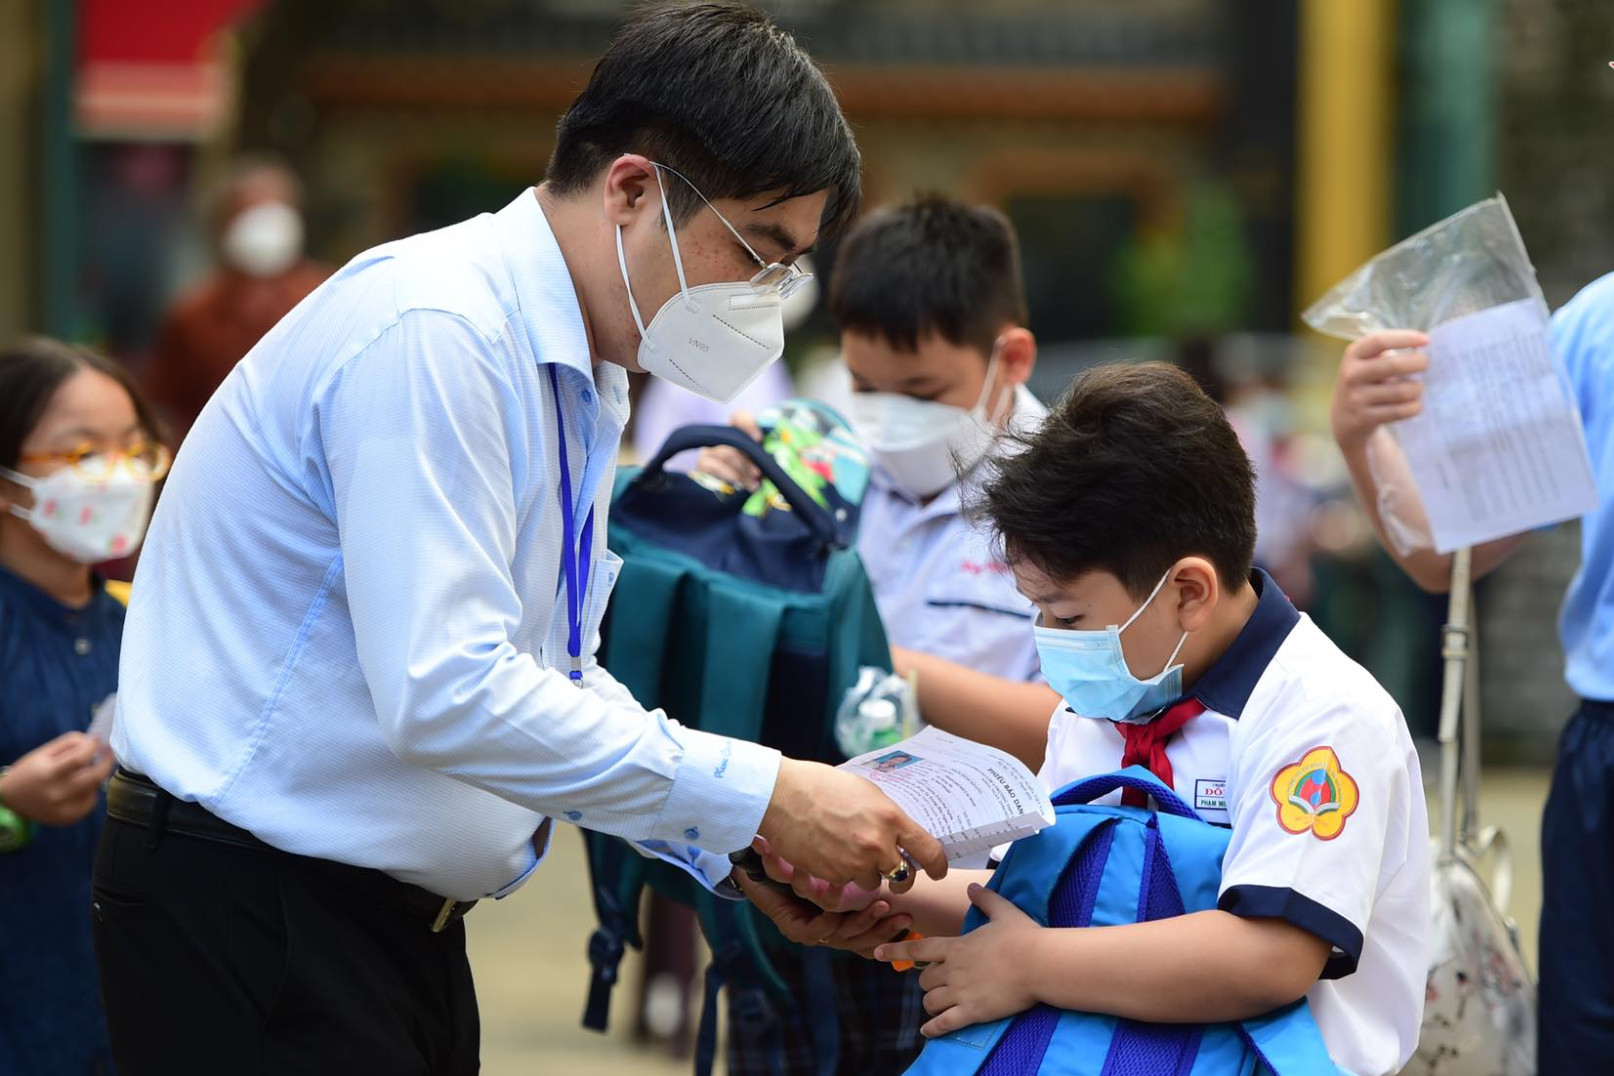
[
  {"x1": 694, "y1": 411, "x2": 763, "y2": 490},
  {"x1": 875, "y1": 883, "x2": 1039, "y2": 1038},
  {"x1": 1330, "y1": 330, "x2": 1430, "y2": 451},
  {"x1": 736, "y1": 870, "x2": 912, "y2": 959}
]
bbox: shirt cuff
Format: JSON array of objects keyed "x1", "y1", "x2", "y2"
[
  {"x1": 635, "y1": 840, "x2": 746, "y2": 901},
  {"x1": 656, "y1": 726, "x2": 781, "y2": 855},
  {"x1": 1218, "y1": 884, "x2": 1364, "y2": 980}
]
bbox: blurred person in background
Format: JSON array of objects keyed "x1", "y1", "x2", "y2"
[
  {"x1": 143, "y1": 156, "x2": 328, "y2": 443},
  {"x1": 0, "y1": 338, "x2": 167, "y2": 1075},
  {"x1": 1329, "y1": 276, "x2": 1614, "y2": 1070}
]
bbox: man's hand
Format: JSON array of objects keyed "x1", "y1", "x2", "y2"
[
  {"x1": 0, "y1": 732, "x2": 115, "y2": 826},
  {"x1": 748, "y1": 836, "x2": 883, "y2": 912},
  {"x1": 736, "y1": 869, "x2": 912, "y2": 960},
  {"x1": 1330, "y1": 330, "x2": 1430, "y2": 451},
  {"x1": 693, "y1": 411, "x2": 763, "y2": 490},
  {"x1": 875, "y1": 883, "x2": 1039, "y2": 1038},
  {"x1": 760, "y1": 759, "x2": 947, "y2": 893}
]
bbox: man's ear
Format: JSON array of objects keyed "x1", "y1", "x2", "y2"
[
  {"x1": 601, "y1": 154, "x2": 661, "y2": 229},
  {"x1": 997, "y1": 327, "x2": 1037, "y2": 389},
  {"x1": 1171, "y1": 557, "x2": 1221, "y2": 633}
]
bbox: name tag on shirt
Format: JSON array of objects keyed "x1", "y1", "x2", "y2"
[{"x1": 1194, "y1": 778, "x2": 1231, "y2": 821}]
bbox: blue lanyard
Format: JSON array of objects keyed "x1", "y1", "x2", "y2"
[{"x1": 547, "y1": 366, "x2": 594, "y2": 684}]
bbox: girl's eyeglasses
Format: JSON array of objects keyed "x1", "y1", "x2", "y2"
[{"x1": 18, "y1": 441, "x2": 172, "y2": 481}]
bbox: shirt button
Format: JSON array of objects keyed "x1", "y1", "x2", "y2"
[
  {"x1": 74, "y1": 638, "x2": 92, "y2": 656},
  {"x1": 684, "y1": 827, "x2": 700, "y2": 842},
  {"x1": 581, "y1": 388, "x2": 594, "y2": 404}
]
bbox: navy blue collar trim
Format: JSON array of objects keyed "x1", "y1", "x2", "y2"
[{"x1": 1188, "y1": 568, "x2": 1300, "y2": 720}]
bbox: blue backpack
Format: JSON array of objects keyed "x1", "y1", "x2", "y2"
[{"x1": 906, "y1": 767, "x2": 1348, "y2": 1076}]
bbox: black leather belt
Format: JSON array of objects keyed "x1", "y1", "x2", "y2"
[{"x1": 107, "y1": 769, "x2": 477, "y2": 932}]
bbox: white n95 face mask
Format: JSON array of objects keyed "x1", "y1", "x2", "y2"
[
  {"x1": 850, "y1": 353, "x2": 1008, "y2": 499},
  {"x1": 221, "y1": 201, "x2": 304, "y2": 278},
  {"x1": 1, "y1": 459, "x2": 155, "y2": 563},
  {"x1": 616, "y1": 168, "x2": 785, "y2": 404}
]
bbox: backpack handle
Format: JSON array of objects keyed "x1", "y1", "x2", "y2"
[
  {"x1": 640, "y1": 424, "x2": 845, "y2": 548},
  {"x1": 1052, "y1": 766, "x2": 1201, "y2": 820}
]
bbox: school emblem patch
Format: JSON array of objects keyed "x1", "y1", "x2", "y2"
[{"x1": 1269, "y1": 746, "x2": 1359, "y2": 840}]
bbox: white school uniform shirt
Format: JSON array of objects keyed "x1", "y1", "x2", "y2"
[
  {"x1": 857, "y1": 385, "x2": 1046, "y2": 682},
  {"x1": 1035, "y1": 570, "x2": 1429, "y2": 1076}
]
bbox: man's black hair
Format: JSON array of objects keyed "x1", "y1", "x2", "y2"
[
  {"x1": 829, "y1": 193, "x2": 1028, "y2": 356},
  {"x1": 545, "y1": 1, "x2": 861, "y2": 242},
  {"x1": 980, "y1": 361, "x2": 1256, "y2": 598}
]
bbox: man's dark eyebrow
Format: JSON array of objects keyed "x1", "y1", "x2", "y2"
[{"x1": 742, "y1": 221, "x2": 811, "y2": 261}]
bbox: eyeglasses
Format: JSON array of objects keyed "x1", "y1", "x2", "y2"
[
  {"x1": 19, "y1": 441, "x2": 172, "y2": 481},
  {"x1": 649, "y1": 162, "x2": 814, "y2": 301}
]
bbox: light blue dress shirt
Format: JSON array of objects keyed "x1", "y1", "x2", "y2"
[
  {"x1": 1550, "y1": 272, "x2": 1614, "y2": 702},
  {"x1": 114, "y1": 190, "x2": 781, "y2": 901}
]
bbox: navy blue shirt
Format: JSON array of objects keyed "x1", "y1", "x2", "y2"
[{"x1": 0, "y1": 566, "x2": 124, "y2": 1074}]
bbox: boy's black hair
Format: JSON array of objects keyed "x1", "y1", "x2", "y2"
[
  {"x1": 980, "y1": 362, "x2": 1256, "y2": 598},
  {"x1": 828, "y1": 193, "x2": 1028, "y2": 357},
  {"x1": 0, "y1": 338, "x2": 162, "y2": 470},
  {"x1": 545, "y1": 1, "x2": 861, "y2": 241}
]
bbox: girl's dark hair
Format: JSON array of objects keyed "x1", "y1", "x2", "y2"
[
  {"x1": 0, "y1": 338, "x2": 162, "y2": 469},
  {"x1": 980, "y1": 361, "x2": 1257, "y2": 599},
  {"x1": 545, "y1": 1, "x2": 861, "y2": 240}
]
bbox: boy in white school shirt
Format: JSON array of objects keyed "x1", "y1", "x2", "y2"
[
  {"x1": 742, "y1": 362, "x2": 1431, "y2": 1076},
  {"x1": 700, "y1": 195, "x2": 1062, "y2": 775},
  {"x1": 697, "y1": 193, "x2": 1059, "y2": 1076}
]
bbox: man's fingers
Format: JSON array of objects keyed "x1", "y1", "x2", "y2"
[
  {"x1": 841, "y1": 914, "x2": 911, "y2": 956},
  {"x1": 63, "y1": 751, "x2": 115, "y2": 793},
  {"x1": 1364, "y1": 402, "x2": 1423, "y2": 425},
  {"x1": 897, "y1": 818, "x2": 948, "y2": 883},
  {"x1": 1347, "y1": 331, "x2": 1429, "y2": 363},
  {"x1": 875, "y1": 936, "x2": 949, "y2": 965}
]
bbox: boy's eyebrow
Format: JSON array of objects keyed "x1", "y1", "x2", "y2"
[{"x1": 742, "y1": 221, "x2": 811, "y2": 261}]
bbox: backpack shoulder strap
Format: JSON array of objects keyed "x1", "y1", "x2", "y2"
[
  {"x1": 1239, "y1": 1001, "x2": 1351, "y2": 1075},
  {"x1": 580, "y1": 829, "x2": 649, "y2": 1032}
]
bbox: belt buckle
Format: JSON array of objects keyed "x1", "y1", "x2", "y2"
[{"x1": 430, "y1": 897, "x2": 457, "y2": 933}]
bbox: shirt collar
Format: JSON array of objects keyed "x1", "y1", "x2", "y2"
[
  {"x1": 1188, "y1": 568, "x2": 1300, "y2": 719},
  {"x1": 494, "y1": 188, "x2": 595, "y2": 383}
]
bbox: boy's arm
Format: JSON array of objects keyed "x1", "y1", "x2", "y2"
[
  {"x1": 893, "y1": 646, "x2": 1058, "y2": 772},
  {"x1": 878, "y1": 888, "x2": 1328, "y2": 1035},
  {"x1": 883, "y1": 867, "x2": 993, "y2": 937}
]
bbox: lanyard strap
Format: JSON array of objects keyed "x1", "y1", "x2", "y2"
[{"x1": 547, "y1": 366, "x2": 594, "y2": 684}]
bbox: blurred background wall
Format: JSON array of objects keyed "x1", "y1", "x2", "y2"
[{"x1": 5, "y1": 0, "x2": 1608, "y2": 757}]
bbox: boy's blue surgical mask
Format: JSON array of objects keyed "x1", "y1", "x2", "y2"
[{"x1": 1034, "y1": 569, "x2": 1189, "y2": 724}]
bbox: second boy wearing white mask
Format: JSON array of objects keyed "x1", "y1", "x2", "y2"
[{"x1": 697, "y1": 193, "x2": 1064, "y2": 1076}]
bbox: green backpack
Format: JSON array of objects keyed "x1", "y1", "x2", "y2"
[{"x1": 581, "y1": 417, "x2": 890, "y2": 1075}]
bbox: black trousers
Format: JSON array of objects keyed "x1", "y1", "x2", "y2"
[
  {"x1": 92, "y1": 814, "x2": 479, "y2": 1075},
  {"x1": 1539, "y1": 698, "x2": 1614, "y2": 1073}
]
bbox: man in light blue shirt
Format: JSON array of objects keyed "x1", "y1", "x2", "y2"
[
  {"x1": 91, "y1": 5, "x2": 943, "y2": 1072},
  {"x1": 1329, "y1": 278, "x2": 1614, "y2": 1071}
]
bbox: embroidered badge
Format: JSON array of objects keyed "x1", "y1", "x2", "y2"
[{"x1": 1269, "y1": 746, "x2": 1359, "y2": 840}]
